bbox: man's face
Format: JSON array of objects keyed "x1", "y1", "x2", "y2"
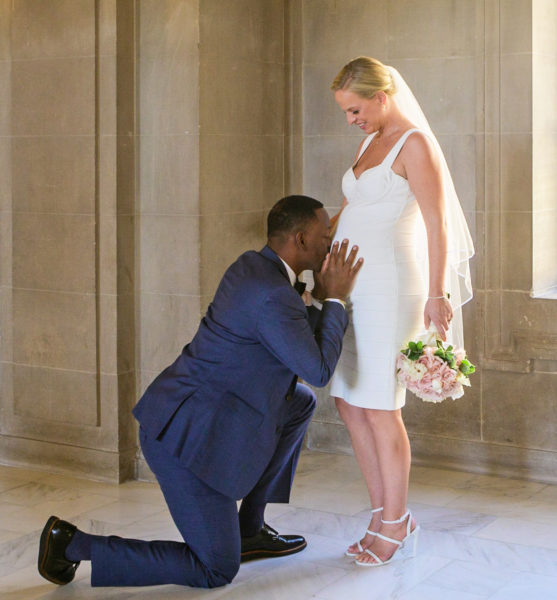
[{"x1": 300, "y1": 208, "x2": 331, "y2": 271}]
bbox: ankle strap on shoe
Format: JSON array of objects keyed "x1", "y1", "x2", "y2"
[
  {"x1": 370, "y1": 506, "x2": 384, "y2": 514},
  {"x1": 381, "y1": 509, "x2": 410, "y2": 525}
]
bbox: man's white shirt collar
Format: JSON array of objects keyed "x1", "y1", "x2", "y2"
[{"x1": 279, "y1": 258, "x2": 297, "y2": 286}]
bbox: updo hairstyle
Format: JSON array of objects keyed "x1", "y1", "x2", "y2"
[{"x1": 330, "y1": 56, "x2": 396, "y2": 99}]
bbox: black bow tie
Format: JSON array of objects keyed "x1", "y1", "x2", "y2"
[{"x1": 294, "y1": 280, "x2": 306, "y2": 295}]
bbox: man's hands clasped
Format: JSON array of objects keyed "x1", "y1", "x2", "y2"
[{"x1": 313, "y1": 239, "x2": 363, "y2": 302}]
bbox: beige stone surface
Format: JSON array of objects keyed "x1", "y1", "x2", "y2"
[
  {"x1": 13, "y1": 364, "x2": 98, "y2": 426},
  {"x1": 200, "y1": 0, "x2": 283, "y2": 62},
  {"x1": 13, "y1": 213, "x2": 95, "y2": 293},
  {"x1": 303, "y1": 62, "x2": 354, "y2": 136},
  {"x1": 500, "y1": 53, "x2": 533, "y2": 134},
  {"x1": 302, "y1": 0, "x2": 388, "y2": 64},
  {"x1": 200, "y1": 211, "x2": 266, "y2": 297},
  {"x1": 139, "y1": 293, "x2": 201, "y2": 373},
  {"x1": 500, "y1": 211, "x2": 532, "y2": 292},
  {"x1": 199, "y1": 58, "x2": 285, "y2": 136},
  {"x1": 10, "y1": 0, "x2": 94, "y2": 59},
  {"x1": 199, "y1": 134, "x2": 284, "y2": 214},
  {"x1": 500, "y1": 0, "x2": 533, "y2": 55},
  {"x1": 12, "y1": 136, "x2": 95, "y2": 214},
  {"x1": 387, "y1": 0, "x2": 478, "y2": 58},
  {"x1": 116, "y1": 214, "x2": 135, "y2": 295},
  {"x1": 0, "y1": 287, "x2": 13, "y2": 362},
  {"x1": 466, "y1": 211, "x2": 484, "y2": 290},
  {"x1": 302, "y1": 134, "x2": 357, "y2": 205},
  {"x1": 12, "y1": 289, "x2": 96, "y2": 372},
  {"x1": 0, "y1": 139, "x2": 11, "y2": 213},
  {"x1": 483, "y1": 370, "x2": 557, "y2": 450},
  {"x1": 98, "y1": 293, "x2": 117, "y2": 375},
  {"x1": 404, "y1": 378, "x2": 482, "y2": 441},
  {"x1": 499, "y1": 133, "x2": 533, "y2": 212},
  {"x1": 115, "y1": 292, "x2": 135, "y2": 375},
  {"x1": 0, "y1": 60, "x2": 10, "y2": 136},
  {"x1": 0, "y1": 208, "x2": 11, "y2": 288},
  {"x1": 139, "y1": 215, "x2": 199, "y2": 295},
  {"x1": 98, "y1": 56, "x2": 117, "y2": 136},
  {"x1": 116, "y1": 135, "x2": 136, "y2": 216},
  {"x1": 437, "y1": 134, "x2": 478, "y2": 213},
  {"x1": 391, "y1": 57, "x2": 477, "y2": 135},
  {"x1": 139, "y1": 134, "x2": 200, "y2": 215},
  {"x1": 98, "y1": 215, "x2": 117, "y2": 296},
  {"x1": 140, "y1": 0, "x2": 198, "y2": 59},
  {"x1": 138, "y1": 55, "x2": 199, "y2": 136},
  {"x1": 0, "y1": 0, "x2": 10, "y2": 61},
  {"x1": 11, "y1": 57, "x2": 95, "y2": 136},
  {"x1": 98, "y1": 0, "x2": 117, "y2": 55}
]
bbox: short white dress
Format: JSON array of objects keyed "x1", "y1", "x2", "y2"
[{"x1": 330, "y1": 128, "x2": 427, "y2": 410}]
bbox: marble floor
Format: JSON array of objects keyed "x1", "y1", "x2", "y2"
[{"x1": 1, "y1": 451, "x2": 557, "y2": 600}]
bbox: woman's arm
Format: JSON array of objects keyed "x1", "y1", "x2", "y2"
[{"x1": 401, "y1": 133, "x2": 453, "y2": 339}]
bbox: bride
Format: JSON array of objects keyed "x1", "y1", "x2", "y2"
[{"x1": 325, "y1": 57, "x2": 473, "y2": 566}]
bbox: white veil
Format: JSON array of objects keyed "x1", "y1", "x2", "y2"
[{"x1": 388, "y1": 66, "x2": 474, "y2": 349}]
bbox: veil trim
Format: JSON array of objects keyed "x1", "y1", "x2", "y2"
[{"x1": 387, "y1": 66, "x2": 475, "y2": 349}]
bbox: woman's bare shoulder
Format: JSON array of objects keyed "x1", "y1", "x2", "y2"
[{"x1": 401, "y1": 130, "x2": 438, "y2": 167}]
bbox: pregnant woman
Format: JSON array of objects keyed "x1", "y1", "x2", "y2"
[{"x1": 328, "y1": 57, "x2": 473, "y2": 567}]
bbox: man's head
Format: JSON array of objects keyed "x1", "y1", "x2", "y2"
[{"x1": 267, "y1": 195, "x2": 330, "y2": 273}]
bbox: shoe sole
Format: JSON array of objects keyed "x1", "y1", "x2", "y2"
[
  {"x1": 38, "y1": 516, "x2": 71, "y2": 585},
  {"x1": 240, "y1": 540, "x2": 307, "y2": 562}
]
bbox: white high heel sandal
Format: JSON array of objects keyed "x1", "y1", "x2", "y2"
[
  {"x1": 344, "y1": 506, "x2": 383, "y2": 557},
  {"x1": 354, "y1": 509, "x2": 419, "y2": 567}
]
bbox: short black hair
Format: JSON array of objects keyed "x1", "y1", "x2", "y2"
[{"x1": 267, "y1": 195, "x2": 323, "y2": 238}]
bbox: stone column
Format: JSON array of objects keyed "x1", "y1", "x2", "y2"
[{"x1": 0, "y1": 0, "x2": 137, "y2": 482}]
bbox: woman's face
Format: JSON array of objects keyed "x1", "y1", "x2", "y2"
[{"x1": 334, "y1": 89, "x2": 384, "y2": 134}]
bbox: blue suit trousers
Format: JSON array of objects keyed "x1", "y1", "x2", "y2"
[{"x1": 90, "y1": 383, "x2": 316, "y2": 588}]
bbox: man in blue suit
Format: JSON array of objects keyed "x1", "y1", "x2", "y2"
[{"x1": 38, "y1": 195, "x2": 362, "y2": 588}]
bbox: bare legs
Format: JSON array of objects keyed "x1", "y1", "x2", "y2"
[
  {"x1": 336, "y1": 399, "x2": 383, "y2": 554},
  {"x1": 335, "y1": 397, "x2": 416, "y2": 564}
]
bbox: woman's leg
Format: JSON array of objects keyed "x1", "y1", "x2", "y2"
[
  {"x1": 335, "y1": 397, "x2": 384, "y2": 553},
  {"x1": 356, "y1": 408, "x2": 416, "y2": 564}
]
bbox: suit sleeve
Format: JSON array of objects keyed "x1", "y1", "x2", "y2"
[{"x1": 255, "y1": 286, "x2": 348, "y2": 387}]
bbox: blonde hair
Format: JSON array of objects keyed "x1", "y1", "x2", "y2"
[{"x1": 331, "y1": 56, "x2": 396, "y2": 99}]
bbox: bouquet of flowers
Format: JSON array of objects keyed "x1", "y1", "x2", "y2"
[{"x1": 396, "y1": 327, "x2": 475, "y2": 403}]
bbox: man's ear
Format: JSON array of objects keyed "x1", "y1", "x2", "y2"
[{"x1": 294, "y1": 230, "x2": 306, "y2": 249}]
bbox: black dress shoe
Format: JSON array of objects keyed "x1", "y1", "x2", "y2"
[
  {"x1": 38, "y1": 516, "x2": 80, "y2": 585},
  {"x1": 240, "y1": 523, "x2": 307, "y2": 562}
]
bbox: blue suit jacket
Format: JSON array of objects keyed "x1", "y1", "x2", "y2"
[{"x1": 133, "y1": 245, "x2": 348, "y2": 499}]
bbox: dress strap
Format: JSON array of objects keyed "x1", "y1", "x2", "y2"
[
  {"x1": 355, "y1": 133, "x2": 377, "y2": 162},
  {"x1": 382, "y1": 128, "x2": 421, "y2": 169}
]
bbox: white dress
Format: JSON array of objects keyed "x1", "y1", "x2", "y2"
[{"x1": 330, "y1": 128, "x2": 427, "y2": 410}]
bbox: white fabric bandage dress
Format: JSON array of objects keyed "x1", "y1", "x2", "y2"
[{"x1": 330, "y1": 128, "x2": 427, "y2": 410}]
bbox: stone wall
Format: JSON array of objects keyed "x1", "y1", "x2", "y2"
[
  {"x1": 0, "y1": 0, "x2": 137, "y2": 480},
  {"x1": 1, "y1": 0, "x2": 556, "y2": 484}
]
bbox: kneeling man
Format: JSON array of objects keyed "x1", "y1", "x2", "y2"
[{"x1": 38, "y1": 195, "x2": 362, "y2": 588}]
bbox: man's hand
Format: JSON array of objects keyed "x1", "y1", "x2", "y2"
[{"x1": 313, "y1": 239, "x2": 363, "y2": 301}]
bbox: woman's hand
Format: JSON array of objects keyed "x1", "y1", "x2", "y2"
[{"x1": 424, "y1": 297, "x2": 453, "y2": 341}]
